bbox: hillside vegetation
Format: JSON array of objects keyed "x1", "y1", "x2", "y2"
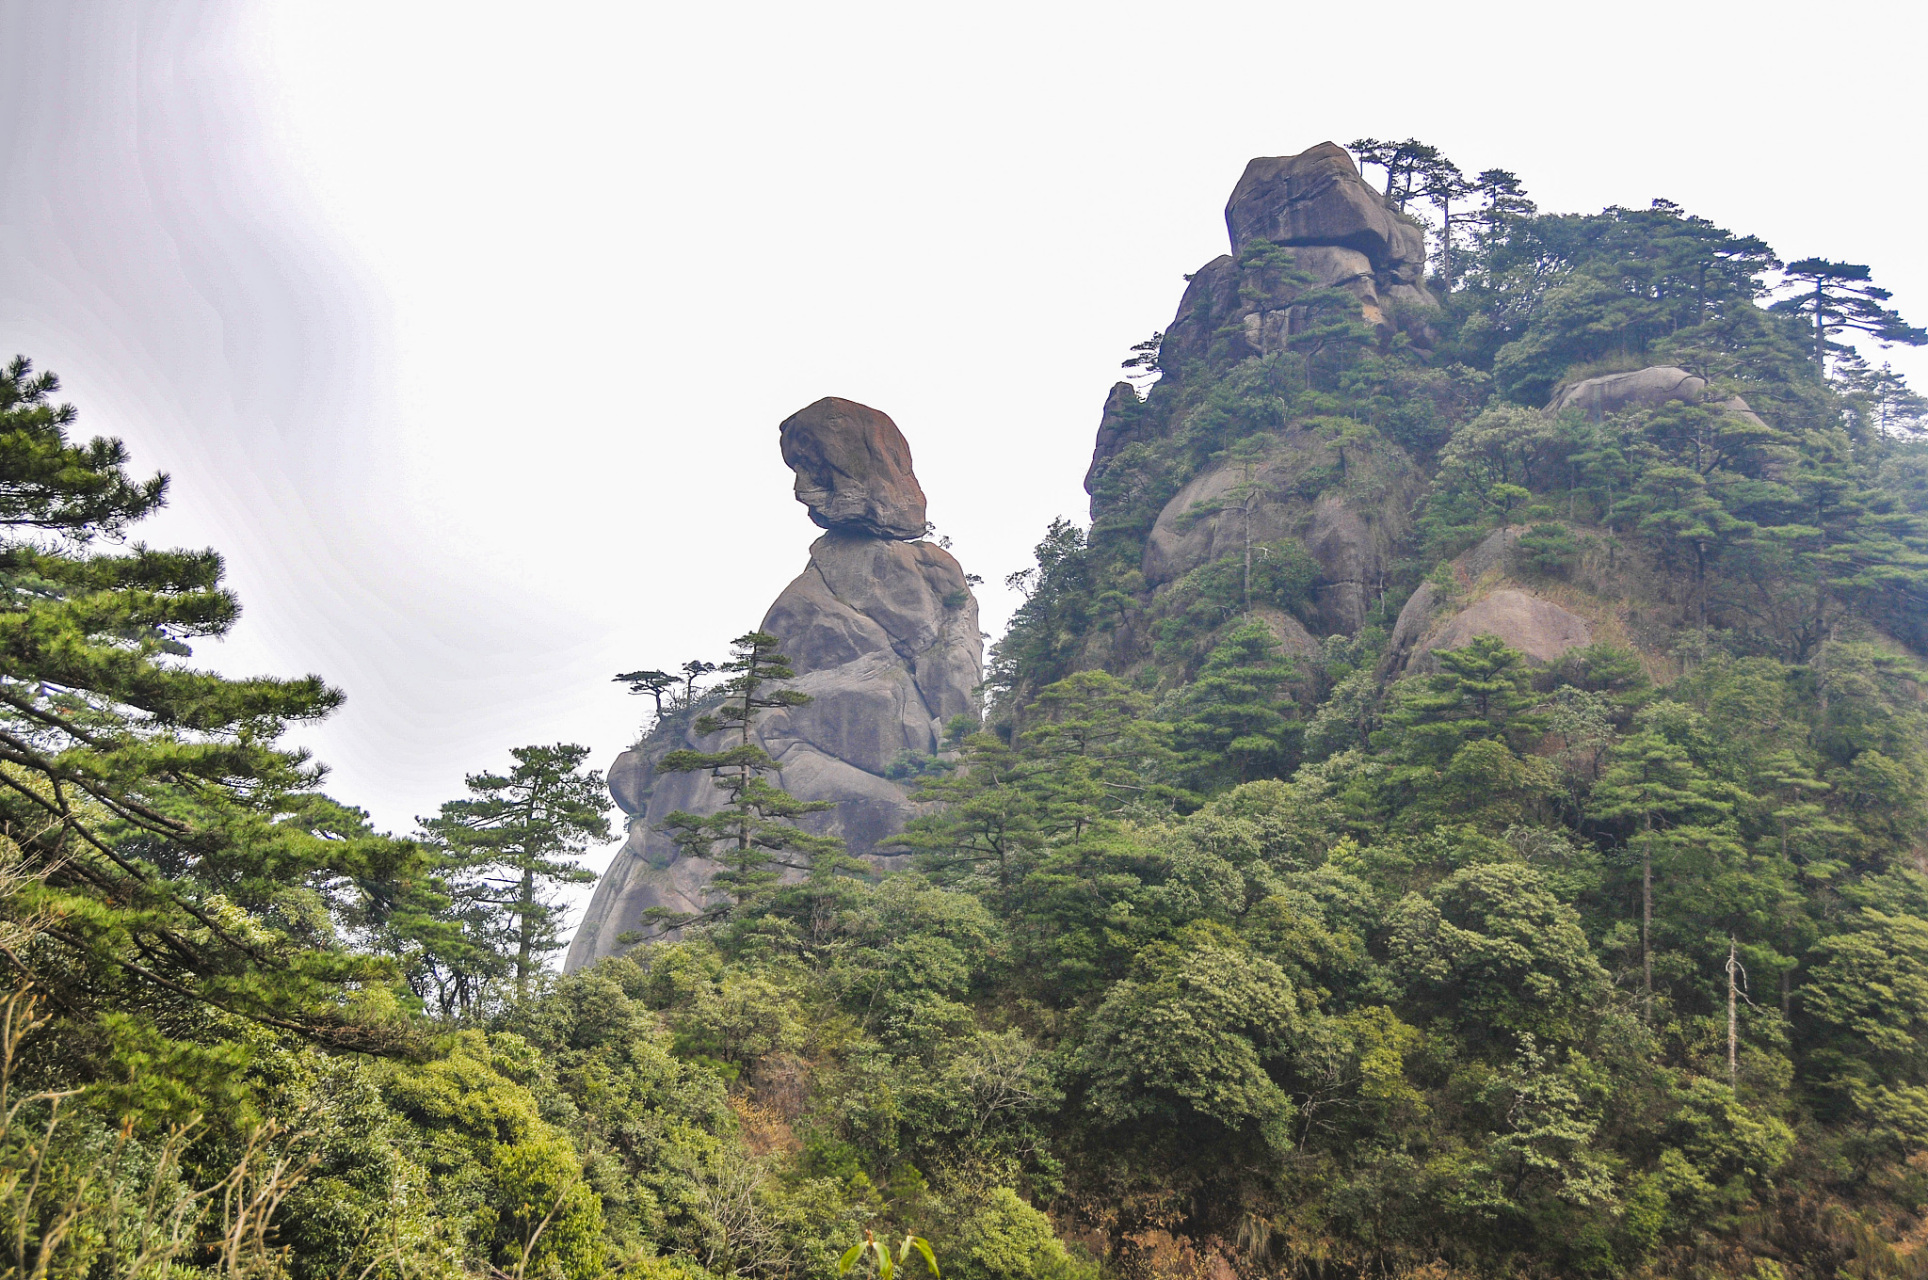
[{"x1": 9, "y1": 140, "x2": 1928, "y2": 1280}]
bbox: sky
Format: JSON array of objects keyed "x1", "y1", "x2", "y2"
[{"x1": 3, "y1": 0, "x2": 1925, "y2": 943}]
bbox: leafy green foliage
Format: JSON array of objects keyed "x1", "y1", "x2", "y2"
[
  {"x1": 1151, "y1": 541, "x2": 1318, "y2": 663},
  {"x1": 19, "y1": 134, "x2": 1928, "y2": 1280},
  {"x1": 0, "y1": 355, "x2": 422, "y2": 1074},
  {"x1": 1171, "y1": 621, "x2": 1301, "y2": 789}
]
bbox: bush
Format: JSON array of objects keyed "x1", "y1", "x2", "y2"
[
  {"x1": 944, "y1": 1187, "x2": 1096, "y2": 1280},
  {"x1": 1515, "y1": 521, "x2": 1581, "y2": 577}
]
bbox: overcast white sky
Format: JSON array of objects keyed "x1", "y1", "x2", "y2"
[{"x1": 3, "y1": 1, "x2": 1925, "y2": 940}]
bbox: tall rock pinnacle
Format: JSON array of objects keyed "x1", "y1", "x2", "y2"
[{"x1": 566, "y1": 398, "x2": 981, "y2": 970}]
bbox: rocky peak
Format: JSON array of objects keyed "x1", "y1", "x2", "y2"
[
  {"x1": 1088, "y1": 144, "x2": 1440, "y2": 503},
  {"x1": 780, "y1": 397, "x2": 929, "y2": 540}
]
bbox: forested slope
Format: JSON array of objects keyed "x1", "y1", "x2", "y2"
[{"x1": 10, "y1": 138, "x2": 1928, "y2": 1280}]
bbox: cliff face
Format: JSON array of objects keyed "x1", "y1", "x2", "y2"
[
  {"x1": 1068, "y1": 142, "x2": 1443, "y2": 689},
  {"x1": 566, "y1": 398, "x2": 981, "y2": 970}
]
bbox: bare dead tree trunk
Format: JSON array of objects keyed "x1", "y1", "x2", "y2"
[
  {"x1": 1726, "y1": 937, "x2": 1743, "y2": 1088},
  {"x1": 1642, "y1": 820, "x2": 1654, "y2": 1024}
]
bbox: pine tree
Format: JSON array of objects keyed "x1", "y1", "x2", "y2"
[
  {"x1": 1366, "y1": 635, "x2": 1553, "y2": 829},
  {"x1": 0, "y1": 356, "x2": 416, "y2": 1050},
  {"x1": 1173, "y1": 621, "x2": 1301, "y2": 791},
  {"x1": 613, "y1": 668, "x2": 678, "y2": 718},
  {"x1": 1234, "y1": 240, "x2": 1376, "y2": 388},
  {"x1": 1017, "y1": 670, "x2": 1180, "y2": 842},
  {"x1": 1348, "y1": 137, "x2": 1443, "y2": 211},
  {"x1": 679, "y1": 658, "x2": 719, "y2": 704},
  {"x1": 1418, "y1": 156, "x2": 1473, "y2": 284},
  {"x1": 368, "y1": 857, "x2": 501, "y2": 1019},
  {"x1": 1772, "y1": 258, "x2": 1928, "y2": 370},
  {"x1": 418, "y1": 743, "x2": 611, "y2": 1001},
  {"x1": 893, "y1": 729, "x2": 1043, "y2": 903},
  {"x1": 1836, "y1": 354, "x2": 1928, "y2": 439},
  {"x1": 656, "y1": 631, "x2": 846, "y2": 924},
  {"x1": 1471, "y1": 169, "x2": 1535, "y2": 247},
  {"x1": 1589, "y1": 701, "x2": 1743, "y2": 1021},
  {"x1": 1374, "y1": 634, "x2": 1542, "y2": 768}
]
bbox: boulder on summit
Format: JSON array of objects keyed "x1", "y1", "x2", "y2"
[
  {"x1": 1225, "y1": 142, "x2": 1428, "y2": 286},
  {"x1": 779, "y1": 396, "x2": 929, "y2": 540},
  {"x1": 1093, "y1": 142, "x2": 1438, "y2": 493}
]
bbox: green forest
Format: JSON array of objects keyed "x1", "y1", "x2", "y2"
[{"x1": 11, "y1": 137, "x2": 1928, "y2": 1280}]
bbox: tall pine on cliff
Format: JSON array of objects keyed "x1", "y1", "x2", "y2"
[
  {"x1": 653, "y1": 630, "x2": 849, "y2": 927},
  {"x1": 414, "y1": 742, "x2": 611, "y2": 1003}
]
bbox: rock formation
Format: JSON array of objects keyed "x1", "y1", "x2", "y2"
[
  {"x1": 1405, "y1": 587, "x2": 1592, "y2": 666},
  {"x1": 1379, "y1": 364, "x2": 1781, "y2": 674},
  {"x1": 1067, "y1": 141, "x2": 1449, "y2": 673},
  {"x1": 1141, "y1": 439, "x2": 1421, "y2": 638},
  {"x1": 1387, "y1": 522, "x2": 1676, "y2": 675},
  {"x1": 1224, "y1": 143, "x2": 1433, "y2": 318},
  {"x1": 1550, "y1": 364, "x2": 1770, "y2": 429},
  {"x1": 1087, "y1": 142, "x2": 1435, "y2": 509},
  {"x1": 780, "y1": 397, "x2": 929, "y2": 540},
  {"x1": 566, "y1": 400, "x2": 980, "y2": 971}
]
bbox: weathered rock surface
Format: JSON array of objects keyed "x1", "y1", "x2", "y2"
[
  {"x1": 1089, "y1": 144, "x2": 1436, "y2": 501},
  {"x1": 1550, "y1": 366, "x2": 1705, "y2": 418},
  {"x1": 1389, "y1": 527, "x2": 1595, "y2": 670},
  {"x1": 567, "y1": 401, "x2": 979, "y2": 971},
  {"x1": 1252, "y1": 606, "x2": 1323, "y2": 660},
  {"x1": 1387, "y1": 581, "x2": 1441, "y2": 657},
  {"x1": 1142, "y1": 430, "x2": 1421, "y2": 636},
  {"x1": 1302, "y1": 495, "x2": 1391, "y2": 637},
  {"x1": 1416, "y1": 589, "x2": 1592, "y2": 665},
  {"x1": 1550, "y1": 365, "x2": 1769, "y2": 429},
  {"x1": 1225, "y1": 143, "x2": 1428, "y2": 286},
  {"x1": 760, "y1": 532, "x2": 981, "y2": 775},
  {"x1": 1084, "y1": 381, "x2": 1146, "y2": 499},
  {"x1": 780, "y1": 397, "x2": 929, "y2": 539}
]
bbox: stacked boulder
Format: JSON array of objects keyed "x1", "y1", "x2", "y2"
[
  {"x1": 1087, "y1": 142, "x2": 1435, "y2": 496},
  {"x1": 566, "y1": 398, "x2": 981, "y2": 971},
  {"x1": 1548, "y1": 364, "x2": 1770, "y2": 430}
]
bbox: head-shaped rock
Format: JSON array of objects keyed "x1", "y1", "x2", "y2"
[{"x1": 779, "y1": 397, "x2": 929, "y2": 540}]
